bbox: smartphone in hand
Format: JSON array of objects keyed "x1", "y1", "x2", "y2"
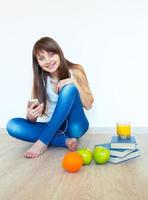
[{"x1": 28, "y1": 99, "x2": 39, "y2": 109}]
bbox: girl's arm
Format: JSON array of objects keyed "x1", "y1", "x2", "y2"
[{"x1": 71, "y1": 65, "x2": 94, "y2": 110}]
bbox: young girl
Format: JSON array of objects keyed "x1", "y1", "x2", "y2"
[{"x1": 6, "y1": 37, "x2": 94, "y2": 158}]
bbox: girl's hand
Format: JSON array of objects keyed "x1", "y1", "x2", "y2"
[
  {"x1": 26, "y1": 102, "x2": 44, "y2": 121},
  {"x1": 56, "y1": 78, "x2": 74, "y2": 93}
]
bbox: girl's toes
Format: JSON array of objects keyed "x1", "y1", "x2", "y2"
[{"x1": 66, "y1": 138, "x2": 78, "y2": 151}]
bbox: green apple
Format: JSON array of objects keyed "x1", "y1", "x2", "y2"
[
  {"x1": 77, "y1": 147, "x2": 92, "y2": 165},
  {"x1": 93, "y1": 146, "x2": 110, "y2": 164}
]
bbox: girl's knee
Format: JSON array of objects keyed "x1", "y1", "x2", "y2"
[
  {"x1": 60, "y1": 83, "x2": 78, "y2": 96},
  {"x1": 6, "y1": 118, "x2": 23, "y2": 137}
]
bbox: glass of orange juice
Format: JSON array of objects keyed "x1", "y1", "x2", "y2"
[{"x1": 116, "y1": 121, "x2": 131, "y2": 138}]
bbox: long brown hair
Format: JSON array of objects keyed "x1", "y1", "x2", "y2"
[{"x1": 32, "y1": 37, "x2": 78, "y2": 115}]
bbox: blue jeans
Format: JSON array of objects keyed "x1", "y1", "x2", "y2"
[{"x1": 6, "y1": 84, "x2": 89, "y2": 148}]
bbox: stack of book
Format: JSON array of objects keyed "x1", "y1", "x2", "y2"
[{"x1": 96, "y1": 136, "x2": 140, "y2": 164}]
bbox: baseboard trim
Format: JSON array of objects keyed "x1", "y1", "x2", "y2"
[
  {"x1": 88, "y1": 127, "x2": 148, "y2": 134},
  {"x1": 0, "y1": 128, "x2": 6, "y2": 131},
  {"x1": 1, "y1": 127, "x2": 148, "y2": 134}
]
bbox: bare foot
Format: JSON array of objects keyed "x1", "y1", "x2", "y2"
[
  {"x1": 24, "y1": 140, "x2": 48, "y2": 158},
  {"x1": 65, "y1": 138, "x2": 78, "y2": 151}
]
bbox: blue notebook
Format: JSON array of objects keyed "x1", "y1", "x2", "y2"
[
  {"x1": 95, "y1": 143, "x2": 137, "y2": 157},
  {"x1": 109, "y1": 149, "x2": 140, "y2": 164},
  {"x1": 110, "y1": 136, "x2": 137, "y2": 149}
]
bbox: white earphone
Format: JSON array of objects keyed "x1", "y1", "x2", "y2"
[
  {"x1": 42, "y1": 70, "x2": 68, "y2": 135},
  {"x1": 42, "y1": 70, "x2": 46, "y2": 88},
  {"x1": 58, "y1": 119, "x2": 68, "y2": 135}
]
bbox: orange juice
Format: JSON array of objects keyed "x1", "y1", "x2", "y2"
[{"x1": 116, "y1": 122, "x2": 131, "y2": 138}]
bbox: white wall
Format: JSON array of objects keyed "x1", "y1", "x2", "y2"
[{"x1": 1, "y1": 0, "x2": 148, "y2": 128}]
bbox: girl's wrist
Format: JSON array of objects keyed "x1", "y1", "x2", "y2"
[{"x1": 26, "y1": 115, "x2": 37, "y2": 122}]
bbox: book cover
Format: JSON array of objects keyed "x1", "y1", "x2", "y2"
[
  {"x1": 109, "y1": 149, "x2": 140, "y2": 164},
  {"x1": 110, "y1": 136, "x2": 137, "y2": 149},
  {"x1": 95, "y1": 143, "x2": 137, "y2": 157}
]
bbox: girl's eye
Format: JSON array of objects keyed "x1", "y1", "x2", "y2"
[
  {"x1": 49, "y1": 52, "x2": 54, "y2": 57},
  {"x1": 38, "y1": 57, "x2": 44, "y2": 61}
]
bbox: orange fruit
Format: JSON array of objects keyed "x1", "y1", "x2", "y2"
[{"x1": 62, "y1": 151, "x2": 83, "y2": 173}]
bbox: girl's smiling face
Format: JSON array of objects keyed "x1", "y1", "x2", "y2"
[{"x1": 36, "y1": 50, "x2": 61, "y2": 74}]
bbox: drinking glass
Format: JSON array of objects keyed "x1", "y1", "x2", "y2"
[{"x1": 116, "y1": 121, "x2": 131, "y2": 138}]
